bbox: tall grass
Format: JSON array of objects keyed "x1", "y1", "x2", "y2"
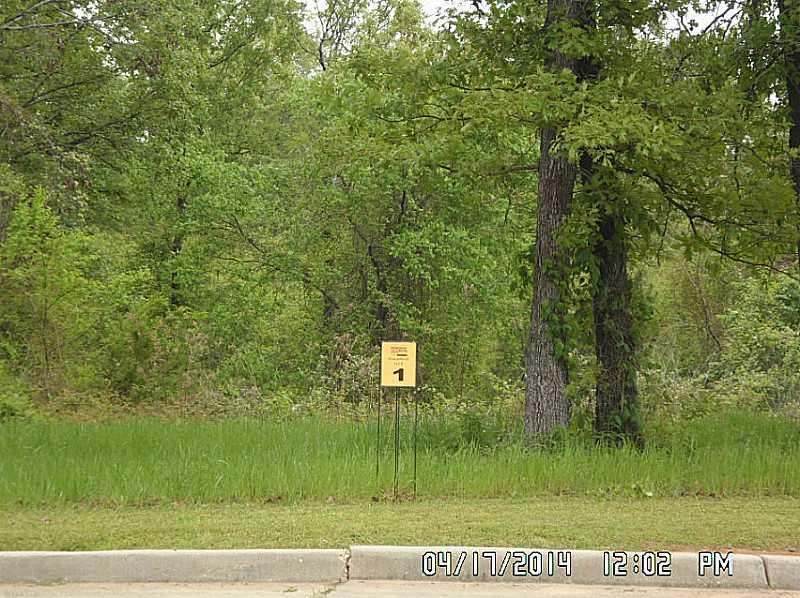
[{"x1": 1, "y1": 412, "x2": 798, "y2": 505}]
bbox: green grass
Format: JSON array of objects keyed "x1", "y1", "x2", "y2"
[
  {"x1": 2, "y1": 497, "x2": 798, "y2": 552},
  {"x1": 1, "y1": 411, "x2": 799, "y2": 505}
]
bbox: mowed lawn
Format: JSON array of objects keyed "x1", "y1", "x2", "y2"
[{"x1": 2, "y1": 497, "x2": 798, "y2": 552}]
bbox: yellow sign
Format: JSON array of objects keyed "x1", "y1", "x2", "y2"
[{"x1": 380, "y1": 341, "x2": 417, "y2": 387}]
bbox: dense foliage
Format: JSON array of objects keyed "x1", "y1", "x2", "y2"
[{"x1": 1, "y1": 0, "x2": 799, "y2": 436}]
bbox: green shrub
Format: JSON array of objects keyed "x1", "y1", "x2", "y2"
[
  {"x1": 641, "y1": 273, "x2": 800, "y2": 422},
  {"x1": 711, "y1": 276, "x2": 800, "y2": 414},
  {"x1": 0, "y1": 363, "x2": 38, "y2": 422}
]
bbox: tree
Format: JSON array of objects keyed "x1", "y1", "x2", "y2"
[
  {"x1": 524, "y1": 0, "x2": 599, "y2": 437},
  {"x1": 588, "y1": 168, "x2": 642, "y2": 444},
  {"x1": 778, "y1": 0, "x2": 800, "y2": 271}
]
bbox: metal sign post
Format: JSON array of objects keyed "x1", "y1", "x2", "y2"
[
  {"x1": 379, "y1": 341, "x2": 417, "y2": 499},
  {"x1": 376, "y1": 387, "x2": 381, "y2": 480},
  {"x1": 413, "y1": 388, "x2": 418, "y2": 495},
  {"x1": 394, "y1": 386, "x2": 400, "y2": 497}
]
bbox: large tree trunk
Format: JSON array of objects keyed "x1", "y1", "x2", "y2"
[
  {"x1": 592, "y1": 204, "x2": 643, "y2": 446},
  {"x1": 779, "y1": 0, "x2": 800, "y2": 272},
  {"x1": 524, "y1": 0, "x2": 597, "y2": 439},
  {"x1": 524, "y1": 126, "x2": 577, "y2": 437}
]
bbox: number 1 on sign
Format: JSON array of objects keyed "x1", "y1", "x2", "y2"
[{"x1": 380, "y1": 341, "x2": 416, "y2": 387}]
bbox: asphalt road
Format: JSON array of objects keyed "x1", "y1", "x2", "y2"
[{"x1": 2, "y1": 582, "x2": 800, "y2": 598}]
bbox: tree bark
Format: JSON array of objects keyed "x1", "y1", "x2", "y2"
[
  {"x1": 779, "y1": 0, "x2": 800, "y2": 272},
  {"x1": 524, "y1": 0, "x2": 596, "y2": 439},
  {"x1": 524, "y1": 126, "x2": 576, "y2": 437},
  {"x1": 0, "y1": 191, "x2": 15, "y2": 245},
  {"x1": 591, "y1": 201, "x2": 642, "y2": 446}
]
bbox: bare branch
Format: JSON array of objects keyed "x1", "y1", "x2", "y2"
[
  {"x1": 1, "y1": 19, "x2": 80, "y2": 31},
  {"x1": 1, "y1": 0, "x2": 62, "y2": 27}
]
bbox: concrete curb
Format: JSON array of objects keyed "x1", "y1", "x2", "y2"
[
  {"x1": 763, "y1": 555, "x2": 800, "y2": 590},
  {"x1": 0, "y1": 547, "x2": 797, "y2": 589},
  {"x1": 0, "y1": 549, "x2": 348, "y2": 584}
]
